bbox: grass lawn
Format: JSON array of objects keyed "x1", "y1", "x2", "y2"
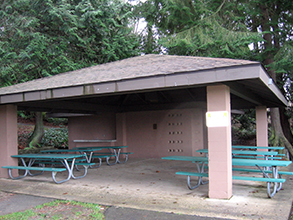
[{"x1": 0, "y1": 200, "x2": 105, "y2": 220}]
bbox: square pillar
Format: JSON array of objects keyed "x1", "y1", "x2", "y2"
[
  {"x1": 116, "y1": 113, "x2": 127, "y2": 147},
  {"x1": 207, "y1": 85, "x2": 232, "y2": 199},
  {"x1": 256, "y1": 106, "x2": 268, "y2": 147},
  {"x1": 0, "y1": 105, "x2": 18, "y2": 178}
]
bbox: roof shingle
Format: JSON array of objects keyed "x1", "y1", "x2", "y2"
[{"x1": 0, "y1": 54, "x2": 258, "y2": 95}]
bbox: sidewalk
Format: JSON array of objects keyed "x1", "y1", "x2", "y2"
[{"x1": 0, "y1": 158, "x2": 292, "y2": 219}]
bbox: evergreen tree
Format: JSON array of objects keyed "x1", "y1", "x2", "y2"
[
  {"x1": 0, "y1": 0, "x2": 140, "y2": 147},
  {"x1": 137, "y1": 0, "x2": 293, "y2": 157},
  {"x1": 0, "y1": 0, "x2": 140, "y2": 87}
]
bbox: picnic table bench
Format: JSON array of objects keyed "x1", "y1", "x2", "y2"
[
  {"x1": 196, "y1": 149, "x2": 280, "y2": 160},
  {"x1": 232, "y1": 145, "x2": 285, "y2": 150},
  {"x1": 161, "y1": 156, "x2": 292, "y2": 198},
  {"x1": 231, "y1": 145, "x2": 287, "y2": 159},
  {"x1": 1, "y1": 154, "x2": 93, "y2": 184},
  {"x1": 41, "y1": 148, "x2": 107, "y2": 168},
  {"x1": 1, "y1": 165, "x2": 66, "y2": 179},
  {"x1": 72, "y1": 146, "x2": 133, "y2": 165},
  {"x1": 36, "y1": 159, "x2": 95, "y2": 175},
  {"x1": 42, "y1": 146, "x2": 133, "y2": 167}
]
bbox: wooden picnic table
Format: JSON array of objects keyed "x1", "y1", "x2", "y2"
[
  {"x1": 2, "y1": 154, "x2": 86, "y2": 183},
  {"x1": 161, "y1": 156, "x2": 292, "y2": 198}
]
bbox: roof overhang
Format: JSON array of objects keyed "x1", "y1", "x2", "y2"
[{"x1": 0, "y1": 55, "x2": 288, "y2": 114}]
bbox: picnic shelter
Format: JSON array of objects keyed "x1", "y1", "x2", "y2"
[{"x1": 0, "y1": 54, "x2": 288, "y2": 199}]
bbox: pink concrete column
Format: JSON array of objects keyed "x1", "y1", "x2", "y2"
[
  {"x1": 0, "y1": 105, "x2": 18, "y2": 178},
  {"x1": 116, "y1": 113, "x2": 127, "y2": 151},
  {"x1": 256, "y1": 106, "x2": 268, "y2": 147},
  {"x1": 207, "y1": 85, "x2": 232, "y2": 199}
]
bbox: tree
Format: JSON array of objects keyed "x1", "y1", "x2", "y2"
[
  {"x1": 258, "y1": 1, "x2": 293, "y2": 158},
  {"x1": 28, "y1": 112, "x2": 44, "y2": 148},
  {"x1": 136, "y1": 0, "x2": 263, "y2": 58},
  {"x1": 0, "y1": 0, "x2": 140, "y2": 147},
  {"x1": 0, "y1": 0, "x2": 140, "y2": 87},
  {"x1": 137, "y1": 0, "x2": 293, "y2": 158}
]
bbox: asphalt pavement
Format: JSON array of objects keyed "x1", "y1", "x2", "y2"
[{"x1": 0, "y1": 192, "x2": 231, "y2": 219}]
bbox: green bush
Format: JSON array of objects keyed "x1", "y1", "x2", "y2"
[
  {"x1": 45, "y1": 117, "x2": 68, "y2": 126},
  {"x1": 41, "y1": 127, "x2": 68, "y2": 148},
  {"x1": 232, "y1": 126, "x2": 256, "y2": 138},
  {"x1": 17, "y1": 111, "x2": 35, "y2": 120}
]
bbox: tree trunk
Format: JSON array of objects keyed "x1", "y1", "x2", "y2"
[
  {"x1": 260, "y1": 2, "x2": 293, "y2": 159},
  {"x1": 280, "y1": 107, "x2": 293, "y2": 144},
  {"x1": 28, "y1": 112, "x2": 44, "y2": 148},
  {"x1": 270, "y1": 108, "x2": 293, "y2": 158}
]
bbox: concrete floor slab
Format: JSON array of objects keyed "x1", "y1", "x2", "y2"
[{"x1": 0, "y1": 159, "x2": 292, "y2": 219}]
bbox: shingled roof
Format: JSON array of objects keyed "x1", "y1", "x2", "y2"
[
  {"x1": 0, "y1": 54, "x2": 257, "y2": 95},
  {"x1": 0, "y1": 54, "x2": 288, "y2": 113}
]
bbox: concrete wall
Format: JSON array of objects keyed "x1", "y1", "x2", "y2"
[
  {"x1": 120, "y1": 109, "x2": 206, "y2": 158},
  {"x1": 68, "y1": 113, "x2": 116, "y2": 148},
  {"x1": 68, "y1": 108, "x2": 206, "y2": 158}
]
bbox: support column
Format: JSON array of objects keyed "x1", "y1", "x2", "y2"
[
  {"x1": 207, "y1": 85, "x2": 232, "y2": 199},
  {"x1": 256, "y1": 106, "x2": 268, "y2": 147},
  {"x1": 0, "y1": 105, "x2": 18, "y2": 178},
  {"x1": 116, "y1": 113, "x2": 127, "y2": 151}
]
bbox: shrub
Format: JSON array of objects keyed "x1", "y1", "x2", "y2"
[
  {"x1": 18, "y1": 129, "x2": 33, "y2": 149},
  {"x1": 45, "y1": 117, "x2": 68, "y2": 126},
  {"x1": 41, "y1": 127, "x2": 68, "y2": 148}
]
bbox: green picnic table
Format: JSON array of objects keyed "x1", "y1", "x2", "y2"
[
  {"x1": 41, "y1": 148, "x2": 105, "y2": 168},
  {"x1": 161, "y1": 156, "x2": 292, "y2": 198},
  {"x1": 232, "y1": 145, "x2": 284, "y2": 150},
  {"x1": 72, "y1": 146, "x2": 131, "y2": 165},
  {"x1": 2, "y1": 154, "x2": 88, "y2": 184},
  {"x1": 196, "y1": 149, "x2": 279, "y2": 158}
]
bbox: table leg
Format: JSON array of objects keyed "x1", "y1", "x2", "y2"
[
  {"x1": 71, "y1": 162, "x2": 90, "y2": 179},
  {"x1": 27, "y1": 159, "x2": 44, "y2": 176},
  {"x1": 52, "y1": 158, "x2": 75, "y2": 184},
  {"x1": 199, "y1": 162, "x2": 209, "y2": 185},
  {"x1": 187, "y1": 162, "x2": 208, "y2": 190},
  {"x1": 266, "y1": 166, "x2": 279, "y2": 198},
  {"x1": 7, "y1": 158, "x2": 29, "y2": 179},
  {"x1": 106, "y1": 149, "x2": 119, "y2": 165},
  {"x1": 87, "y1": 151, "x2": 102, "y2": 168},
  {"x1": 273, "y1": 166, "x2": 283, "y2": 192},
  {"x1": 83, "y1": 152, "x2": 92, "y2": 163},
  {"x1": 255, "y1": 164, "x2": 279, "y2": 198},
  {"x1": 264, "y1": 156, "x2": 271, "y2": 171}
]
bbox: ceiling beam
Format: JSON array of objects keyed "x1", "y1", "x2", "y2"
[
  {"x1": 17, "y1": 100, "x2": 119, "y2": 114},
  {"x1": 225, "y1": 82, "x2": 263, "y2": 106},
  {"x1": 118, "y1": 101, "x2": 207, "y2": 112}
]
